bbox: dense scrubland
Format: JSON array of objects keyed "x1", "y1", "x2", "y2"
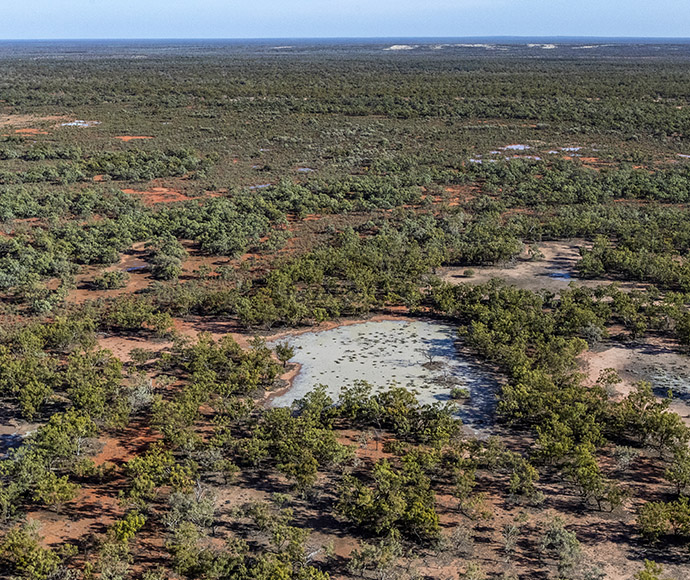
[{"x1": 1, "y1": 41, "x2": 690, "y2": 580}]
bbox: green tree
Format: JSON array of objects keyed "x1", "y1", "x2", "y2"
[
  {"x1": 110, "y1": 511, "x2": 146, "y2": 543},
  {"x1": 665, "y1": 446, "x2": 690, "y2": 495},
  {"x1": 32, "y1": 472, "x2": 79, "y2": 512},
  {"x1": 635, "y1": 560, "x2": 668, "y2": 580},
  {"x1": 0, "y1": 523, "x2": 61, "y2": 580},
  {"x1": 275, "y1": 342, "x2": 295, "y2": 367},
  {"x1": 337, "y1": 459, "x2": 440, "y2": 542}
]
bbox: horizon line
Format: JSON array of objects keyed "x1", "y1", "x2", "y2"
[{"x1": 2, "y1": 35, "x2": 690, "y2": 42}]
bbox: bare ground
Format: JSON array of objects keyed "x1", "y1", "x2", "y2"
[
  {"x1": 440, "y1": 241, "x2": 648, "y2": 294},
  {"x1": 579, "y1": 336, "x2": 690, "y2": 426}
]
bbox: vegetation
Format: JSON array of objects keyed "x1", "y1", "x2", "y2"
[{"x1": 1, "y1": 39, "x2": 690, "y2": 579}]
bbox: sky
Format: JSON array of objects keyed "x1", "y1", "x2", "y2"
[{"x1": 2, "y1": 0, "x2": 690, "y2": 40}]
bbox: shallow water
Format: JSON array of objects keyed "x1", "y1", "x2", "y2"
[
  {"x1": 61, "y1": 120, "x2": 100, "y2": 127},
  {"x1": 270, "y1": 320, "x2": 499, "y2": 435},
  {"x1": 0, "y1": 433, "x2": 23, "y2": 459}
]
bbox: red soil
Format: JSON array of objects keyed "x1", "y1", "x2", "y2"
[
  {"x1": 14, "y1": 128, "x2": 48, "y2": 135},
  {"x1": 28, "y1": 418, "x2": 161, "y2": 549},
  {"x1": 121, "y1": 187, "x2": 190, "y2": 206},
  {"x1": 26, "y1": 487, "x2": 121, "y2": 548},
  {"x1": 114, "y1": 136, "x2": 154, "y2": 142},
  {"x1": 439, "y1": 184, "x2": 478, "y2": 206}
]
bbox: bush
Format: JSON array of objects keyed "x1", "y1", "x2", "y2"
[
  {"x1": 0, "y1": 523, "x2": 62, "y2": 580},
  {"x1": 337, "y1": 459, "x2": 440, "y2": 542},
  {"x1": 93, "y1": 270, "x2": 130, "y2": 290},
  {"x1": 450, "y1": 386, "x2": 470, "y2": 400}
]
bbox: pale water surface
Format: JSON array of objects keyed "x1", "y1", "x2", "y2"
[{"x1": 270, "y1": 320, "x2": 499, "y2": 435}]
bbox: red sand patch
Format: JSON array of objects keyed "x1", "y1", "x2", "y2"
[
  {"x1": 121, "y1": 187, "x2": 190, "y2": 205},
  {"x1": 15, "y1": 128, "x2": 48, "y2": 135},
  {"x1": 115, "y1": 136, "x2": 154, "y2": 142},
  {"x1": 437, "y1": 184, "x2": 478, "y2": 206},
  {"x1": 26, "y1": 487, "x2": 121, "y2": 548}
]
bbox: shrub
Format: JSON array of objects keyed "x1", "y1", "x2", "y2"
[{"x1": 93, "y1": 270, "x2": 130, "y2": 290}]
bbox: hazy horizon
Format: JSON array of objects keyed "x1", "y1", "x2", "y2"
[
  {"x1": 2, "y1": 36, "x2": 690, "y2": 42},
  {"x1": 3, "y1": 1, "x2": 689, "y2": 40}
]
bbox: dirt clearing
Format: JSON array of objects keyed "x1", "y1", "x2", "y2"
[
  {"x1": 121, "y1": 187, "x2": 191, "y2": 205},
  {"x1": 115, "y1": 136, "x2": 154, "y2": 142},
  {"x1": 580, "y1": 337, "x2": 690, "y2": 425},
  {"x1": 440, "y1": 240, "x2": 648, "y2": 294}
]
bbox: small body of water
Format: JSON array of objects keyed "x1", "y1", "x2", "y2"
[
  {"x1": 0, "y1": 433, "x2": 23, "y2": 459},
  {"x1": 270, "y1": 319, "x2": 499, "y2": 435},
  {"x1": 61, "y1": 120, "x2": 100, "y2": 127}
]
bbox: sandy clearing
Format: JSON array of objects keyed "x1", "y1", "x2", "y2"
[
  {"x1": 96, "y1": 315, "x2": 254, "y2": 363},
  {"x1": 441, "y1": 240, "x2": 585, "y2": 293},
  {"x1": 440, "y1": 240, "x2": 648, "y2": 294},
  {"x1": 437, "y1": 184, "x2": 478, "y2": 206},
  {"x1": 579, "y1": 337, "x2": 690, "y2": 426},
  {"x1": 26, "y1": 487, "x2": 121, "y2": 548},
  {"x1": 121, "y1": 186, "x2": 190, "y2": 205},
  {"x1": 0, "y1": 114, "x2": 68, "y2": 130},
  {"x1": 68, "y1": 242, "x2": 151, "y2": 305}
]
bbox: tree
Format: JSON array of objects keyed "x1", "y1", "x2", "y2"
[
  {"x1": 635, "y1": 560, "x2": 669, "y2": 580},
  {"x1": 0, "y1": 522, "x2": 61, "y2": 580},
  {"x1": 93, "y1": 270, "x2": 129, "y2": 290},
  {"x1": 565, "y1": 444, "x2": 628, "y2": 511},
  {"x1": 540, "y1": 517, "x2": 582, "y2": 578},
  {"x1": 64, "y1": 350, "x2": 125, "y2": 423},
  {"x1": 98, "y1": 541, "x2": 132, "y2": 580},
  {"x1": 275, "y1": 342, "x2": 295, "y2": 367},
  {"x1": 164, "y1": 487, "x2": 216, "y2": 533},
  {"x1": 122, "y1": 442, "x2": 195, "y2": 508},
  {"x1": 29, "y1": 409, "x2": 97, "y2": 470},
  {"x1": 337, "y1": 459, "x2": 440, "y2": 542},
  {"x1": 110, "y1": 511, "x2": 146, "y2": 543},
  {"x1": 32, "y1": 472, "x2": 79, "y2": 512},
  {"x1": 615, "y1": 382, "x2": 690, "y2": 455},
  {"x1": 665, "y1": 446, "x2": 690, "y2": 495},
  {"x1": 240, "y1": 406, "x2": 350, "y2": 491},
  {"x1": 638, "y1": 501, "x2": 672, "y2": 542},
  {"x1": 638, "y1": 496, "x2": 690, "y2": 541},
  {"x1": 348, "y1": 538, "x2": 403, "y2": 580}
]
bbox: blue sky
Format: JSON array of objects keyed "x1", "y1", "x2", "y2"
[{"x1": 3, "y1": 0, "x2": 689, "y2": 39}]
